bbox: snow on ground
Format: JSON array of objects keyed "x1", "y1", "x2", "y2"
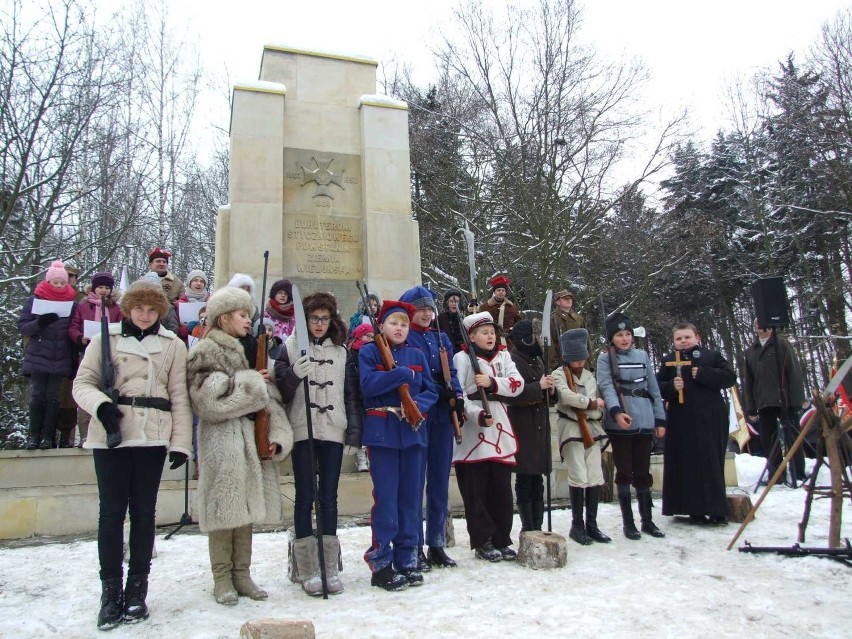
[{"x1": 1, "y1": 454, "x2": 850, "y2": 639}]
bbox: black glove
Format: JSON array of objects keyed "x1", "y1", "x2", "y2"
[
  {"x1": 438, "y1": 386, "x2": 455, "y2": 402},
  {"x1": 169, "y1": 451, "x2": 188, "y2": 470},
  {"x1": 454, "y1": 396, "x2": 465, "y2": 423},
  {"x1": 37, "y1": 313, "x2": 59, "y2": 327},
  {"x1": 96, "y1": 402, "x2": 123, "y2": 448}
]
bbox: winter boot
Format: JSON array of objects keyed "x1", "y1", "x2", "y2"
[
  {"x1": 355, "y1": 447, "x2": 369, "y2": 472},
  {"x1": 322, "y1": 535, "x2": 345, "y2": 595},
  {"x1": 122, "y1": 574, "x2": 149, "y2": 623},
  {"x1": 637, "y1": 489, "x2": 665, "y2": 538},
  {"x1": 231, "y1": 525, "x2": 267, "y2": 600},
  {"x1": 584, "y1": 486, "x2": 611, "y2": 543},
  {"x1": 495, "y1": 545, "x2": 517, "y2": 561},
  {"x1": 530, "y1": 500, "x2": 545, "y2": 532},
  {"x1": 517, "y1": 501, "x2": 535, "y2": 533},
  {"x1": 39, "y1": 399, "x2": 60, "y2": 449},
  {"x1": 26, "y1": 401, "x2": 45, "y2": 450},
  {"x1": 370, "y1": 564, "x2": 409, "y2": 591},
  {"x1": 427, "y1": 546, "x2": 457, "y2": 568},
  {"x1": 568, "y1": 486, "x2": 593, "y2": 545},
  {"x1": 292, "y1": 536, "x2": 324, "y2": 596},
  {"x1": 617, "y1": 485, "x2": 641, "y2": 540},
  {"x1": 474, "y1": 540, "x2": 502, "y2": 562},
  {"x1": 399, "y1": 567, "x2": 424, "y2": 586},
  {"x1": 416, "y1": 546, "x2": 432, "y2": 572},
  {"x1": 208, "y1": 529, "x2": 238, "y2": 605},
  {"x1": 97, "y1": 577, "x2": 124, "y2": 631}
]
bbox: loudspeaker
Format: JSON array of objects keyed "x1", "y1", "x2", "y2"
[{"x1": 752, "y1": 277, "x2": 790, "y2": 328}]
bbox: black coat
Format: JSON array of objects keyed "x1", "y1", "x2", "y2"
[
  {"x1": 656, "y1": 346, "x2": 737, "y2": 517},
  {"x1": 504, "y1": 348, "x2": 550, "y2": 475},
  {"x1": 744, "y1": 333, "x2": 806, "y2": 414}
]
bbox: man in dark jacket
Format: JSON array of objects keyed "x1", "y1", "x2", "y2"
[
  {"x1": 548, "y1": 290, "x2": 594, "y2": 370},
  {"x1": 744, "y1": 320, "x2": 808, "y2": 480}
]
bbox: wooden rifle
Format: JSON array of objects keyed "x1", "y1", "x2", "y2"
[
  {"x1": 457, "y1": 297, "x2": 492, "y2": 426},
  {"x1": 434, "y1": 317, "x2": 463, "y2": 444},
  {"x1": 563, "y1": 365, "x2": 595, "y2": 449},
  {"x1": 100, "y1": 297, "x2": 122, "y2": 448},
  {"x1": 254, "y1": 250, "x2": 274, "y2": 460},
  {"x1": 356, "y1": 282, "x2": 425, "y2": 430}
]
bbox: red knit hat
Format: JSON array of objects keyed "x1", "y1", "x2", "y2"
[{"x1": 378, "y1": 300, "x2": 416, "y2": 324}]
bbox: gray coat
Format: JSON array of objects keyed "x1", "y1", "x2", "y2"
[
  {"x1": 596, "y1": 347, "x2": 665, "y2": 435},
  {"x1": 744, "y1": 334, "x2": 806, "y2": 414},
  {"x1": 187, "y1": 328, "x2": 293, "y2": 532}
]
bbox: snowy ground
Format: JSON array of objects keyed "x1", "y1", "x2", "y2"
[{"x1": 1, "y1": 454, "x2": 850, "y2": 639}]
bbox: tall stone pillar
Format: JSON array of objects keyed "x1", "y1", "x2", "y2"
[{"x1": 215, "y1": 45, "x2": 421, "y2": 318}]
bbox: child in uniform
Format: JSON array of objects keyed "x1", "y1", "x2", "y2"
[
  {"x1": 596, "y1": 312, "x2": 666, "y2": 540},
  {"x1": 553, "y1": 329, "x2": 610, "y2": 545},
  {"x1": 359, "y1": 301, "x2": 437, "y2": 591},
  {"x1": 452, "y1": 311, "x2": 525, "y2": 561}
]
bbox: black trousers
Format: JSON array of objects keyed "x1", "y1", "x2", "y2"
[
  {"x1": 455, "y1": 461, "x2": 514, "y2": 549},
  {"x1": 514, "y1": 473, "x2": 544, "y2": 504},
  {"x1": 610, "y1": 432, "x2": 654, "y2": 490},
  {"x1": 94, "y1": 446, "x2": 167, "y2": 580},
  {"x1": 757, "y1": 406, "x2": 806, "y2": 479}
]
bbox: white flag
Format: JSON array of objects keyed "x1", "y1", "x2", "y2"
[{"x1": 119, "y1": 265, "x2": 129, "y2": 293}]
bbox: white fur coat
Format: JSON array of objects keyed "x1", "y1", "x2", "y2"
[{"x1": 187, "y1": 329, "x2": 293, "y2": 532}]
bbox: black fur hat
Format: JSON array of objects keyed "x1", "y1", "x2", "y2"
[
  {"x1": 560, "y1": 328, "x2": 589, "y2": 362},
  {"x1": 605, "y1": 312, "x2": 633, "y2": 344},
  {"x1": 442, "y1": 288, "x2": 463, "y2": 310}
]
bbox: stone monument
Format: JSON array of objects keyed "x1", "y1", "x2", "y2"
[{"x1": 215, "y1": 44, "x2": 421, "y2": 315}]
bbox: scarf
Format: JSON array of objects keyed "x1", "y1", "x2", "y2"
[
  {"x1": 86, "y1": 291, "x2": 104, "y2": 318},
  {"x1": 184, "y1": 288, "x2": 208, "y2": 303},
  {"x1": 121, "y1": 318, "x2": 161, "y2": 341},
  {"x1": 471, "y1": 343, "x2": 500, "y2": 361},
  {"x1": 34, "y1": 281, "x2": 77, "y2": 302},
  {"x1": 266, "y1": 298, "x2": 294, "y2": 321}
]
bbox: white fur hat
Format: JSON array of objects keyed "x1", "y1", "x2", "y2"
[
  {"x1": 226, "y1": 273, "x2": 256, "y2": 300},
  {"x1": 206, "y1": 287, "x2": 254, "y2": 328}
]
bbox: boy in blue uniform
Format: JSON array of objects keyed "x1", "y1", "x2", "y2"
[
  {"x1": 359, "y1": 300, "x2": 438, "y2": 591},
  {"x1": 400, "y1": 285, "x2": 465, "y2": 570}
]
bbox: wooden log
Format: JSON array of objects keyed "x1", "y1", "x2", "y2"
[
  {"x1": 516, "y1": 530, "x2": 568, "y2": 570},
  {"x1": 600, "y1": 450, "x2": 615, "y2": 502},
  {"x1": 240, "y1": 619, "x2": 315, "y2": 639},
  {"x1": 727, "y1": 494, "x2": 754, "y2": 524}
]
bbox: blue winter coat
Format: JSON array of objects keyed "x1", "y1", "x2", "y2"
[
  {"x1": 358, "y1": 341, "x2": 438, "y2": 449},
  {"x1": 405, "y1": 324, "x2": 463, "y2": 425},
  {"x1": 18, "y1": 295, "x2": 75, "y2": 377},
  {"x1": 596, "y1": 346, "x2": 665, "y2": 434}
]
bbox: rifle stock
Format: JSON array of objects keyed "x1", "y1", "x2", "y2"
[
  {"x1": 438, "y1": 346, "x2": 463, "y2": 444},
  {"x1": 563, "y1": 366, "x2": 595, "y2": 449},
  {"x1": 254, "y1": 331, "x2": 273, "y2": 460},
  {"x1": 607, "y1": 345, "x2": 630, "y2": 419}
]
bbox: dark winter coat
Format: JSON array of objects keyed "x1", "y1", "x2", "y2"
[
  {"x1": 744, "y1": 333, "x2": 806, "y2": 415},
  {"x1": 18, "y1": 295, "x2": 75, "y2": 377},
  {"x1": 548, "y1": 307, "x2": 594, "y2": 370},
  {"x1": 503, "y1": 348, "x2": 550, "y2": 475},
  {"x1": 68, "y1": 293, "x2": 123, "y2": 348},
  {"x1": 437, "y1": 311, "x2": 465, "y2": 355},
  {"x1": 657, "y1": 347, "x2": 737, "y2": 517}
]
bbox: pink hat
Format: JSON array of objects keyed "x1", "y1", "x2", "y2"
[
  {"x1": 351, "y1": 323, "x2": 375, "y2": 341},
  {"x1": 45, "y1": 261, "x2": 68, "y2": 283}
]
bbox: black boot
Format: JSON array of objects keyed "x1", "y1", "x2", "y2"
[
  {"x1": 97, "y1": 578, "x2": 124, "y2": 630},
  {"x1": 39, "y1": 400, "x2": 60, "y2": 449},
  {"x1": 427, "y1": 546, "x2": 457, "y2": 568},
  {"x1": 530, "y1": 500, "x2": 544, "y2": 532},
  {"x1": 26, "y1": 401, "x2": 45, "y2": 450},
  {"x1": 617, "y1": 485, "x2": 641, "y2": 540},
  {"x1": 637, "y1": 489, "x2": 665, "y2": 538},
  {"x1": 371, "y1": 565, "x2": 409, "y2": 591},
  {"x1": 123, "y1": 574, "x2": 149, "y2": 623},
  {"x1": 416, "y1": 546, "x2": 432, "y2": 572},
  {"x1": 568, "y1": 487, "x2": 592, "y2": 545},
  {"x1": 517, "y1": 501, "x2": 535, "y2": 533},
  {"x1": 585, "y1": 486, "x2": 612, "y2": 543}
]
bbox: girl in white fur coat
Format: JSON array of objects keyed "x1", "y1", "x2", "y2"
[{"x1": 187, "y1": 286, "x2": 293, "y2": 606}]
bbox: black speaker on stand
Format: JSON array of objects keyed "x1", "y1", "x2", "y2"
[{"x1": 750, "y1": 276, "x2": 807, "y2": 489}]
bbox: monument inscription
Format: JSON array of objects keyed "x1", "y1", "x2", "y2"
[{"x1": 284, "y1": 213, "x2": 363, "y2": 279}]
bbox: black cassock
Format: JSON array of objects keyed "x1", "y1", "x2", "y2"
[{"x1": 656, "y1": 347, "x2": 737, "y2": 517}]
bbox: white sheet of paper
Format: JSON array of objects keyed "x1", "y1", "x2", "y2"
[
  {"x1": 31, "y1": 299, "x2": 74, "y2": 317},
  {"x1": 83, "y1": 320, "x2": 100, "y2": 339},
  {"x1": 188, "y1": 336, "x2": 199, "y2": 349},
  {"x1": 178, "y1": 301, "x2": 206, "y2": 324}
]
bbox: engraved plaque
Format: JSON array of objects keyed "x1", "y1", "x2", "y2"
[{"x1": 283, "y1": 213, "x2": 363, "y2": 280}]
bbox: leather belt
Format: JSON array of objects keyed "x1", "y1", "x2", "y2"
[
  {"x1": 624, "y1": 388, "x2": 652, "y2": 399},
  {"x1": 367, "y1": 406, "x2": 405, "y2": 420},
  {"x1": 117, "y1": 396, "x2": 172, "y2": 411}
]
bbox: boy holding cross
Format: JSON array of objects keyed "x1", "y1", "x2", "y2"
[{"x1": 656, "y1": 323, "x2": 737, "y2": 525}]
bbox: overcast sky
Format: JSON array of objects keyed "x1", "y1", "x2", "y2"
[{"x1": 98, "y1": 0, "x2": 852, "y2": 148}]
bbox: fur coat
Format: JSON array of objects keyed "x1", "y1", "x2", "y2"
[{"x1": 187, "y1": 328, "x2": 293, "y2": 532}]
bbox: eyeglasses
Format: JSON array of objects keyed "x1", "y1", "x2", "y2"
[{"x1": 308, "y1": 315, "x2": 332, "y2": 325}]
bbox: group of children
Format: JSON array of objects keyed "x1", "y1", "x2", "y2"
[{"x1": 19, "y1": 258, "x2": 737, "y2": 628}]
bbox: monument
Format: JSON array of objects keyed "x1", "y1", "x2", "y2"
[{"x1": 215, "y1": 44, "x2": 422, "y2": 314}]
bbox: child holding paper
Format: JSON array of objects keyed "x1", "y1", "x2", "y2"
[{"x1": 18, "y1": 261, "x2": 79, "y2": 449}]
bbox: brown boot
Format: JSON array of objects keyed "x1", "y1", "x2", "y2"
[
  {"x1": 208, "y1": 529, "x2": 238, "y2": 605},
  {"x1": 232, "y1": 525, "x2": 267, "y2": 600}
]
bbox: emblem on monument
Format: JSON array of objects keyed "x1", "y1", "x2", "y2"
[{"x1": 300, "y1": 157, "x2": 345, "y2": 198}]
